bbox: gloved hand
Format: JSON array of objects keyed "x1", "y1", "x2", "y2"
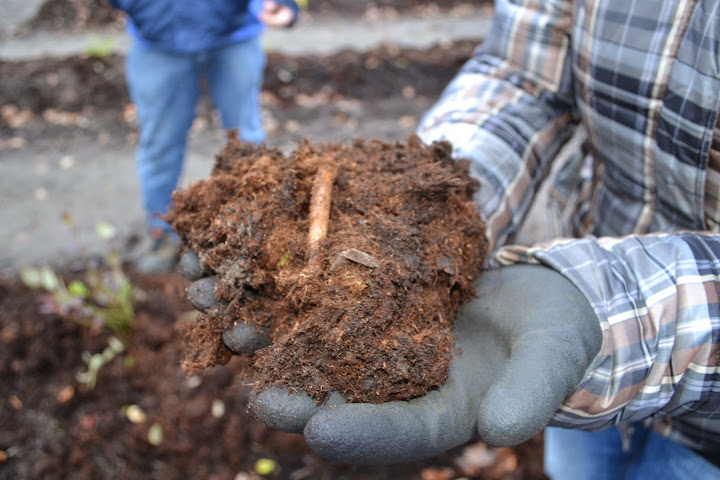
[
  {"x1": 246, "y1": 264, "x2": 603, "y2": 464},
  {"x1": 181, "y1": 254, "x2": 603, "y2": 464}
]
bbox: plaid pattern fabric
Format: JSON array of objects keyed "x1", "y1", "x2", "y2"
[{"x1": 418, "y1": 0, "x2": 720, "y2": 452}]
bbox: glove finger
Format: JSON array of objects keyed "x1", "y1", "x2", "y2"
[
  {"x1": 303, "y1": 373, "x2": 480, "y2": 464},
  {"x1": 249, "y1": 386, "x2": 345, "y2": 434},
  {"x1": 187, "y1": 276, "x2": 218, "y2": 311},
  {"x1": 222, "y1": 322, "x2": 271, "y2": 355},
  {"x1": 178, "y1": 251, "x2": 203, "y2": 281}
]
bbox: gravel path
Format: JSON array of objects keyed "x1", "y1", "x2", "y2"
[
  {"x1": 1, "y1": 12, "x2": 491, "y2": 60},
  {"x1": 0, "y1": 0, "x2": 45, "y2": 37}
]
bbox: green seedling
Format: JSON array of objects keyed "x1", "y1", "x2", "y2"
[
  {"x1": 85, "y1": 34, "x2": 116, "y2": 59},
  {"x1": 76, "y1": 336, "x2": 125, "y2": 390},
  {"x1": 21, "y1": 217, "x2": 142, "y2": 391},
  {"x1": 20, "y1": 220, "x2": 141, "y2": 336},
  {"x1": 278, "y1": 251, "x2": 291, "y2": 268}
]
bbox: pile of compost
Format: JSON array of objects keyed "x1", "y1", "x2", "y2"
[{"x1": 166, "y1": 132, "x2": 488, "y2": 403}]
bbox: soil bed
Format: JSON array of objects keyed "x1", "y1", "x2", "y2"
[
  {"x1": 167, "y1": 133, "x2": 487, "y2": 403},
  {"x1": 0, "y1": 273, "x2": 546, "y2": 479},
  {"x1": 0, "y1": 40, "x2": 477, "y2": 117}
]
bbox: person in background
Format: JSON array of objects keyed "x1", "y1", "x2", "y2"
[
  {"x1": 181, "y1": 1, "x2": 720, "y2": 478},
  {"x1": 109, "y1": 0, "x2": 299, "y2": 272}
]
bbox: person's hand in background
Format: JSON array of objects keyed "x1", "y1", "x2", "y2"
[{"x1": 258, "y1": 0, "x2": 297, "y2": 28}]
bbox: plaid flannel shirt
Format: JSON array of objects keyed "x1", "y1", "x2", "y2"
[{"x1": 417, "y1": 0, "x2": 720, "y2": 453}]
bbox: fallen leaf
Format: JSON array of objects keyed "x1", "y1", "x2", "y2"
[
  {"x1": 454, "y1": 441, "x2": 497, "y2": 476},
  {"x1": 56, "y1": 385, "x2": 75, "y2": 404},
  {"x1": 419, "y1": 466, "x2": 455, "y2": 480}
]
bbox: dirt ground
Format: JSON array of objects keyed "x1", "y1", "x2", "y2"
[
  {"x1": 0, "y1": 273, "x2": 546, "y2": 480},
  {"x1": 0, "y1": 40, "x2": 478, "y2": 144},
  {"x1": 1, "y1": 1, "x2": 550, "y2": 478}
]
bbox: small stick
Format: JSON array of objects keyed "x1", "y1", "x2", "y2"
[{"x1": 307, "y1": 163, "x2": 338, "y2": 271}]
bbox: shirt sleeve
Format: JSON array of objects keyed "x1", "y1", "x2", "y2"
[
  {"x1": 416, "y1": 0, "x2": 577, "y2": 253},
  {"x1": 108, "y1": 0, "x2": 131, "y2": 11},
  {"x1": 493, "y1": 232, "x2": 720, "y2": 432}
]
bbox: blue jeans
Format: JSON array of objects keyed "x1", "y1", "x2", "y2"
[
  {"x1": 125, "y1": 37, "x2": 266, "y2": 232},
  {"x1": 544, "y1": 425, "x2": 720, "y2": 479}
]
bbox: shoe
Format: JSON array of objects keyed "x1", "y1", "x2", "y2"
[{"x1": 134, "y1": 229, "x2": 180, "y2": 274}]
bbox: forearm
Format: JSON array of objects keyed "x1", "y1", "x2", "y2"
[
  {"x1": 417, "y1": 0, "x2": 577, "y2": 252},
  {"x1": 495, "y1": 231, "x2": 720, "y2": 428}
]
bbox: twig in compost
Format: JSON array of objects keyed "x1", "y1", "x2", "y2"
[{"x1": 307, "y1": 163, "x2": 338, "y2": 271}]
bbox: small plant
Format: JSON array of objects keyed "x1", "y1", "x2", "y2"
[
  {"x1": 20, "y1": 219, "x2": 142, "y2": 390},
  {"x1": 76, "y1": 336, "x2": 125, "y2": 390},
  {"x1": 20, "y1": 220, "x2": 141, "y2": 336},
  {"x1": 85, "y1": 34, "x2": 116, "y2": 59}
]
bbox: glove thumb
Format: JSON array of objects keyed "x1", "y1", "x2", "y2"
[{"x1": 476, "y1": 285, "x2": 601, "y2": 446}]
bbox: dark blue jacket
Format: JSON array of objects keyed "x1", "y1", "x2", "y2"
[{"x1": 110, "y1": 0, "x2": 299, "y2": 53}]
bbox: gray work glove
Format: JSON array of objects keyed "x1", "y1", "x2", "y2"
[
  {"x1": 179, "y1": 251, "x2": 270, "y2": 354},
  {"x1": 182, "y1": 253, "x2": 602, "y2": 465}
]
